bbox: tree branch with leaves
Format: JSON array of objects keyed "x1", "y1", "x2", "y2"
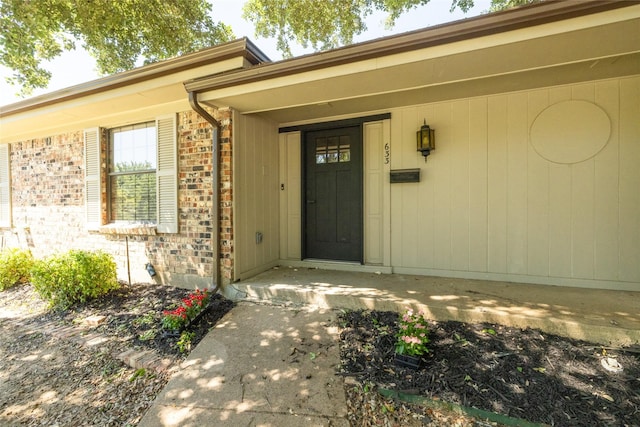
[
  {"x1": 0, "y1": 0, "x2": 233, "y2": 96},
  {"x1": 1, "y1": 0, "x2": 536, "y2": 98},
  {"x1": 242, "y1": 0, "x2": 536, "y2": 58}
]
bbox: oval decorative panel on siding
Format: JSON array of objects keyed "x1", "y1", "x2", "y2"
[{"x1": 530, "y1": 100, "x2": 611, "y2": 164}]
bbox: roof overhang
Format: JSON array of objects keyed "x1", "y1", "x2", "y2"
[
  {"x1": 0, "y1": 38, "x2": 270, "y2": 144},
  {"x1": 186, "y1": 1, "x2": 640, "y2": 125}
]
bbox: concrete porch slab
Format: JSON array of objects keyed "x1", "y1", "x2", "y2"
[{"x1": 228, "y1": 267, "x2": 640, "y2": 346}]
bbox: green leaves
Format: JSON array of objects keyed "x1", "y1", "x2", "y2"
[
  {"x1": 1, "y1": 0, "x2": 540, "y2": 96},
  {"x1": 0, "y1": 248, "x2": 34, "y2": 291},
  {"x1": 1, "y1": 0, "x2": 233, "y2": 96},
  {"x1": 242, "y1": 0, "x2": 540, "y2": 58},
  {"x1": 30, "y1": 250, "x2": 119, "y2": 309}
]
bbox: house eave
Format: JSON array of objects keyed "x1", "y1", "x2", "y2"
[
  {"x1": 184, "y1": 1, "x2": 634, "y2": 94},
  {"x1": 0, "y1": 38, "x2": 270, "y2": 118}
]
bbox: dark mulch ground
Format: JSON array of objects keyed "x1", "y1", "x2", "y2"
[
  {"x1": 338, "y1": 310, "x2": 640, "y2": 427},
  {"x1": 14, "y1": 281, "x2": 235, "y2": 358},
  {"x1": 1, "y1": 282, "x2": 235, "y2": 426}
]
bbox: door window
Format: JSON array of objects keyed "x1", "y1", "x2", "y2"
[{"x1": 315, "y1": 136, "x2": 351, "y2": 164}]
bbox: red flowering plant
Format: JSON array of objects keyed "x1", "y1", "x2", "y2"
[
  {"x1": 395, "y1": 308, "x2": 430, "y2": 357},
  {"x1": 162, "y1": 289, "x2": 210, "y2": 332},
  {"x1": 162, "y1": 305, "x2": 188, "y2": 331}
]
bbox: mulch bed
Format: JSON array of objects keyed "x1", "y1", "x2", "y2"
[
  {"x1": 0, "y1": 282, "x2": 235, "y2": 426},
  {"x1": 10, "y1": 281, "x2": 235, "y2": 358},
  {"x1": 337, "y1": 310, "x2": 640, "y2": 427}
]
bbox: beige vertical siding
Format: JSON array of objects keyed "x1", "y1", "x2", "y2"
[
  {"x1": 619, "y1": 78, "x2": 640, "y2": 283},
  {"x1": 233, "y1": 112, "x2": 280, "y2": 279},
  {"x1": 278, "y1": 131, "x2": 302, "y2": 260},
  {"x1": 390, "y1": 76, "x2": 640, "y2": 290},
  {"x1": 363, "y1": 120, "x2": 391, "y2": 265}
]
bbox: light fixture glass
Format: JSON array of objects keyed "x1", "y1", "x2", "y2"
[{"x1": 416, "y1": 119, "x2": 435, "y2": 161}]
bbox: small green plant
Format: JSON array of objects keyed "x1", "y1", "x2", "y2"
[
  {"x1": 138, "y1": 329, "x2": 157, "y2": 341},
  {"x1": 454, "y1": 332, "x2": 469, "y2": 347},
  {"x1": 133, "y1": 312, "x2": 156, "y2": 327},
  {"x1": 129, "y1": 368, "x2": 147, "y2": 382},
  {"x1": 0, "y1": 248, "x2": 34, "y2": 291},
  {"x1": 30, "y1": 250, "x2": 119, "y2": 309},
  {"x1": 176, "y1": 331, "x2": 195, "y2": 354},
  {"x1": 395, "y1": 308, "x2": 430, "y2": 357}
]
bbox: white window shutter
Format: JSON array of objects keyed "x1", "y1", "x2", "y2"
[
  {"x1": 156, "y1": 114, "x2": 178, "y2": 233},
  {"x1": 84, "y1": 128, "x2": 101, "y2": 230},
  {"x1": 0, "y1": 144, "x2": 11, "y2": 228}
]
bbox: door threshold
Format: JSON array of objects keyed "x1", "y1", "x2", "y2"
[
  {"x1": 279, "y1": 259, "x2": 392, "y2": 274},
  {"x1": 304, "y1": 258, "x2": 361, "y2": 265}
]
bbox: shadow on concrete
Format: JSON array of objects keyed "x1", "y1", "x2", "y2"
[
  {"x1": 231, "y1": 267, "x2": 640, "y2": 346},
  {"x1": 139, "y1": 303, "x2": 349, "y2": 427}
]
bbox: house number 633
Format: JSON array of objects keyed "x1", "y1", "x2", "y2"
[{"x1": 384, "y1": 143, "x2": 390, "y2": 164}]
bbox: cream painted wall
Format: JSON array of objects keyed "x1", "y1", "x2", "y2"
[
  {"x1": 278, "y1": 131, "x2": 302, "y2": 260},
  {"x1": 363, "y1": 120, "x2": 391, "y2": 266},
  {"x1": 389, "y1": 76, "x2": 640, "y2": 291},
  {"x1": 233, "y1": 112, "x2": 280, "y2": 279}
]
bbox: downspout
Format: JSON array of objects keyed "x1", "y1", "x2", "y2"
[{"x1": 188, "y1": 91, "x2": 222, "y2": 293}]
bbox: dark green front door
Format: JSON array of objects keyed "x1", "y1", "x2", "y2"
[{"x1": 304, "y1": 126, "x2": 362, "y2": 262}]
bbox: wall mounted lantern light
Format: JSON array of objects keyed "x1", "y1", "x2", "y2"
[{"x1": 416, "y1": 119, "x2": 435, "y2": 161}]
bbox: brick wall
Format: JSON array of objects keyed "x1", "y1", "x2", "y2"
[
  {"x1": 4, "y1": 107, "x2": 234, "y2": 289},
  {"x1": 219, "y1": 113, "x2": 233, "y2": 281}
]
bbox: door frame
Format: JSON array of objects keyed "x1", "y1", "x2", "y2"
[{"x1": 280, "y1": 114, "x2": 390, "y2": 264}]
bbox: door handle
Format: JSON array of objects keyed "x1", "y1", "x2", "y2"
[{"x1": 307, "y1": 200, "x2": 316, "y2": 204}]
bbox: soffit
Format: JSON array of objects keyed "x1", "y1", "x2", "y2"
[
  {"x1": 0, "y1": 57, "x2": 245, "y2": 143},
  {"x1": 194, "y1": 8, "x2": 640, "y2": 124}
]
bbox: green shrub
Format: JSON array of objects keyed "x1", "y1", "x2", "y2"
[
  {"x1": 30, "y1": 250, "x2": 119, "y2": 309},
  {"x1": 0, "y1": 248, "x2": 34, "y2": 291}
]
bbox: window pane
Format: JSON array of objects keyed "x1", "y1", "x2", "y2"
[
  {"x1": 315, "y1": 137, "x2": 327, "y2": 164},
  {"x1": 339, "y1": 136, "x2": 350, "y2": 162},
  {"x1": 109, "y1": 121, "x2": 157, "y2": 223},
  {"x1": 110, "y1": 173, "x2": 157, "y2": 222},
  {"x1": 315, "y1": 134, "x2": 351, "y2": 163},
  {"x1": 111, "y1": 123, "x2": 156, "y2": 172},
  {"x1": 327, "y1": 137, "x2": 339, "y2": 163}
]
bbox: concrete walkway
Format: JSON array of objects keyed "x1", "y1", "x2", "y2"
[
  {"x1": 139, "y1": 303, "x2": 348, "y2": 427},
  {"x1": 140, "y1": 268, "x2": 639, "y2": 426}
]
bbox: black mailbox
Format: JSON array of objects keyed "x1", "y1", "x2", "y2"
[{"x1": 390, "y1": 168, "x2": 420, "y2": 183}]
